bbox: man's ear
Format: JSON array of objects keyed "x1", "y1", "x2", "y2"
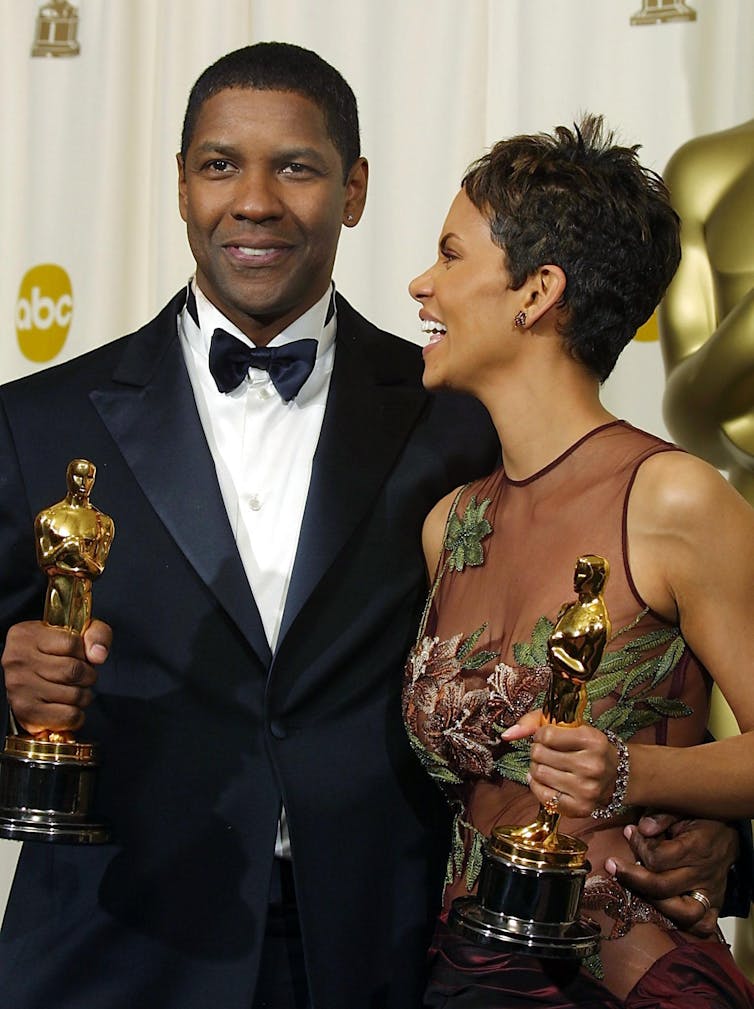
[
  {"x1": 342, "y1": 157, "x2": 369, "y2": 227},
  {"x1": 519, "y1": 264, "x2": 566, "y2": 327},
  {"x1": 177, "y1": 154, "x2": 187, "y2": 223}
]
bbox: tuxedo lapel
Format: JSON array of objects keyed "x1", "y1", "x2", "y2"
[
  {"x1": 278, "y1": 297, "x2": 428, "y2": 643},
  {"x1": 89, "y1": 293, "x2": 272, "y2": 667}
]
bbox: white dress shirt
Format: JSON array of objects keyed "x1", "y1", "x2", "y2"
[
  {"x1": 179, "y1": 280, "x2": 335, "y2": 651},
  {"x1": 178, "y1": 279, "x2": 336, "y2": 859}
]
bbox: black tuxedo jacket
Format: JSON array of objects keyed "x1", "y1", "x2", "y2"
[{"x1": 0, "y1": 291, "x2": 498, "y2": 1009}]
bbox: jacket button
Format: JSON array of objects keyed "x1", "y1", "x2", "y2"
[{"x1": 269, "y1": 720, "x2": 287, "y2": 739}]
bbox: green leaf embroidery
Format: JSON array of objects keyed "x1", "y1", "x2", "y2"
[
  {"x1": 513, "y1": 616, "x2": 555, "y2": 668},
  {"x1": 465, "y1": 827, "x2": 485, "y2": 890},
  {"x1": 646, "y1": 697, "x2": 693, "y2": 718},
  {"x1": 445, "y1": 495, "x2": 492, "y2": 573},
  {"x1": 405, "y1": 728, "x2": 463, "y2": 787},
  {"x1": 650, "y1": 635, "x2": 687, "y2": 688},
  {"x1": 493, "y1": 740, "x2": 532, "y2": 786}
]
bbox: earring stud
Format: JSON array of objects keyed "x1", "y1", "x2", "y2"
[{"x1": 514, "y1": 311, "x2": 526, "y2": 328}]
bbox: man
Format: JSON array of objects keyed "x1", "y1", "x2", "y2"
[{"x1": 0, "y1": 43, "x2": 743, "y2": 1009}]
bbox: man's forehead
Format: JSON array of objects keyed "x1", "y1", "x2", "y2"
[{"x1": 195, "y1": 86, "x2": 326, "y2": 127}]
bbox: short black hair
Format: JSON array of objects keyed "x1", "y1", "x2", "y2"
[
  {"x1": 462, "y1": 114, "x2": 681, "y2": 381},
  {"x1": 180, "y1": 42, "x2": 361, "y2": 182}
]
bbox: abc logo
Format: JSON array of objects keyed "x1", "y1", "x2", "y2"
[
  {"x1": 16, "y1": 264, "x2": 73, "y2": 362},
  {"x1": 634, "y1": 313, "x2": 658, "y2": 344}
]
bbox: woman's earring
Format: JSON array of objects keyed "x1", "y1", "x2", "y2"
[
  {"x1": 346, "y1": 213, "x2": 354, "y2": 223},
  {"x1": 514, "y1": 311, "x2": 527, "y2": 328}
]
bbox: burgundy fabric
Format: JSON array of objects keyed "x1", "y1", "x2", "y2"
[
  {"x1": 624, "y1": 940, "x2": 754, "y2": 1008},
  {"x1": 424, "y1": 919, "x2": 622, "y2": 1008},
  {"x1": 425, "y1": 919, "x2": 754, "y2": 1008}
]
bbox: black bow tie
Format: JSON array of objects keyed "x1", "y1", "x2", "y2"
[{"x1": 209, "y1": 329, "x2": 318, "y2": 401}]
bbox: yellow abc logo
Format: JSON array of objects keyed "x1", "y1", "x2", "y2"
[
  {"x1": 634, "y1": 312, "x2": 659, "y2": 343},
  {"x1": 16, "y1": 264, "x2": 74, "y2": 362}
]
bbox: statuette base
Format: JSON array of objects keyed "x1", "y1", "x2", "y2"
[
  {"x1": 0, "y1": 737, "x2": 109, "y2": 844},
  {"x1": 449, "y1": 826, "x2": 599, "y2": 959}
]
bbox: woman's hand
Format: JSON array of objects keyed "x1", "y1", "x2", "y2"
[{"x1": 503, "y1": 712, "x2": 619, "y2": 817}]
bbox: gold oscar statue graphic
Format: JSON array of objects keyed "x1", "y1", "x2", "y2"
[
  {"x1": 0, "y1": 460, "x2": 114, "y2": 843},
  {"x1": 630, "y1": 1, "x2": 696, "y2": 25},
  {"x1": 660, "y1": 120, "x2": 754, "y2": 501},
  {"x1": 449, "y1": 555, "x2": 610, "y2": 958},
  {"x1": 31, "y1": 1, "x2": 81, "y2": 58},
  {"x1": 660, "y1": 118, "x2": 754, "y2": 977}
]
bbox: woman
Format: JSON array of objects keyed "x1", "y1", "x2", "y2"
[{"x1": 402, "y1": 116, "x2": 754, "y2": 1007}]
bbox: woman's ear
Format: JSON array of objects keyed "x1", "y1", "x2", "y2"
[{"x1": 520, "y1": 265, "x2": 566, "y2": 327}]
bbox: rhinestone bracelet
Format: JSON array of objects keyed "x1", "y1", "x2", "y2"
[{"x1": 591, "y1": 729, "x2": 630, "y2": 820}]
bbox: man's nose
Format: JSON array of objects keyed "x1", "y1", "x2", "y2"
[{"x1": 230, "y1": 169, "x2": 285, "y2": 221}]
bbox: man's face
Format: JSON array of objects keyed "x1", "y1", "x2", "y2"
[{"x1": 178, "y1": 87, "x2": 367, "y2": 346}]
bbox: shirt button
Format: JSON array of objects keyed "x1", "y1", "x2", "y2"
[
  {"x1": 257, "y1": 386, "x2": 273, "y2": 401},
  {"x1": 269, "y1": 720, "x2": 287, "y2": 739},
  {"x1": 249, "y1": 494, "x2": 262, "y2": 511}
]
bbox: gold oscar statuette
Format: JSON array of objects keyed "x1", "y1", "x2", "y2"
[
  {"x1": 449, "y1": 555, "x2": 610, "y2": 958},
  {"x1": 0, "y1": 460, "x2": 114, "y2": 843}
]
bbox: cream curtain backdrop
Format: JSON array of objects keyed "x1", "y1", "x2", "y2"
[{"x1": 1, "y1": 0, "x2": 753, "y2": 954}]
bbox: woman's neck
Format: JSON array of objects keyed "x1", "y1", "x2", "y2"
[{"x1": 479, "y1": 351, "x2": 615, "y2": 482}]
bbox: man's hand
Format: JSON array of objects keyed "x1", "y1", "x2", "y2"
[
  {"x1": 2, "y1": 619, "x2": 112, "y2": 735},
  {"x1": 605, "y1": 813, "x2": 738, "y2": 936}
]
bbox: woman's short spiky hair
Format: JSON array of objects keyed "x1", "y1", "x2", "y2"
[{"x1": 462, "y1": 115, "x2": 681, "y2": 381}]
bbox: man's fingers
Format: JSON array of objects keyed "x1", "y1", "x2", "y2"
[
  {"x1": 647, "y1": 894, "x2": 719, "y2": 935},
  {"x1": 2, "y1": 619, "x2": 104, "y2": 735},
  {"x1": 4, "y1": 620, "x2": 85, "y2": 659},
  {"x1": 605, "y1": 856, "x2": 689, "y2": 901},
  {"x1": 83, "y1": 620, "x2": 112, "y2": 665},
  {"x1": 14, "y1": 703, "x2": 87, "y2": 736},
  {"x1": 635, "y1": 812, "x2": 680, "y2": 837},
  {"x1": 624, "y1": 824, "x2": 691, "y2": 873}
]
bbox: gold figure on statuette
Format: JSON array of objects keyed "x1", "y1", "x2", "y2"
[
  {"x1": 496, "y1": 555, "x2": 611, "y2": 855},
  {"x1": 33, "y1": 459, "x2": 114, "y2": 742}
]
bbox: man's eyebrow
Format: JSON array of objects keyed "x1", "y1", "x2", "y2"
[
  {"x1": 275, "y1": 146, "x2": 333, "y2": 168},
  {"x1": 191, "y1": 140, "x2": 240, "y2": 156}
]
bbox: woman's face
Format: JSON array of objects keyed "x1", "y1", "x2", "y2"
[{"x1": 409, "y1": 189, "x2": 527, "y2": 394}]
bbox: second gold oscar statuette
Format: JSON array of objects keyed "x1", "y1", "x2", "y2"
[{"x1": 449, "y1": 554, "x2": 611, "y2": 959}]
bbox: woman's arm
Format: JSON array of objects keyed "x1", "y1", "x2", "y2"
[{"x1": 508, "y1": 450, "x2": 754, "y2": 820}]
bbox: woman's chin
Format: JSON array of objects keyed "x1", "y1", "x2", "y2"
[{"x1": 421, "y1": 364, "x2": 444, "y2": 391}]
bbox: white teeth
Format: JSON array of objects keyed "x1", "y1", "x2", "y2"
[
  {"x1": 420, "y1": 319, "x2": 447, "y2": 334},
  {"x1": 237, "y1": 247, "x2": 274, "y2": 256}
]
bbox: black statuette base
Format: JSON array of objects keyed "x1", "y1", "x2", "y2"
[
  {"x1": 449, "y1": 845, "x2": 599, "y2": 960},
  {"x1": 0, "y1": 744, "x2": 109, "y2": 844}
]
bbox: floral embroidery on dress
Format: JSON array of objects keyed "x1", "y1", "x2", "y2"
[
  {"x1": 444, "y1": 495, "x2": 492, "y2": 572},
  {"x1": 403, "y1": 627, "x2": 500, "y2": 778},
  {"x1": 583, "y1": 874, "x2": 675, "y2": 940},
  {"x1": 447, "y1": 810, "x2": 487, "y2": 891}
]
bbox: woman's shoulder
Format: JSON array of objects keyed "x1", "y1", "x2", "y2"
[{"x1": 631, "y1": 448, "x2": 745, "y2": 530}]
